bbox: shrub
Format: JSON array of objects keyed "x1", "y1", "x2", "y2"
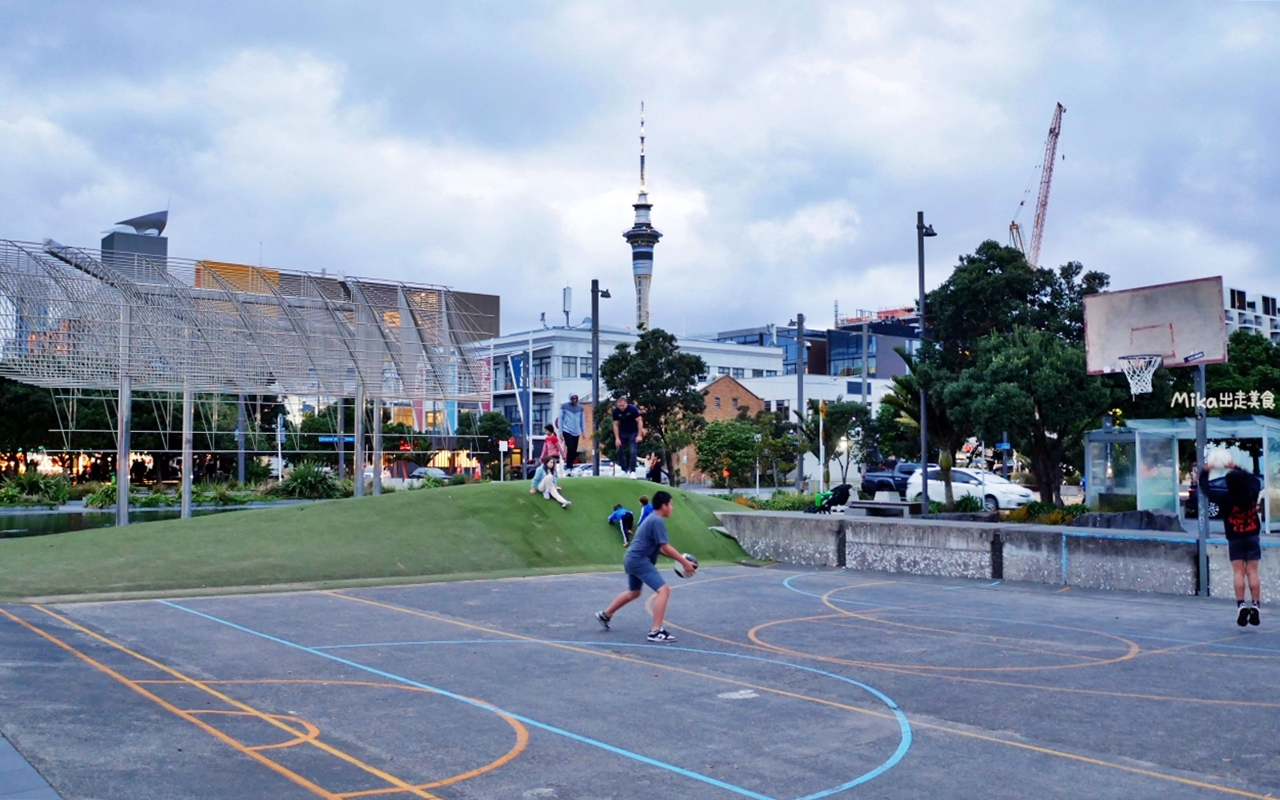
[
  {"x1": 732, "y1": 495, "x2": 760, "y2": 509},
  {"x1": 1024, "y1": 500, "x2": 1057, "y2": 518},
  {"x1": 272, "y1": 461, "x2": 344, "y2": 500},
  {"x1": 953, "y1": 494, "x2": 983, "y2": 513},
  {"x1": 85, "y1": 480, "x2": 119, "y2": 508},
  {"x1": 448, "y1": 473, "x2": 469, "y2": 486},
  {"x1": 756, "y1": 491, "x2": 815, "y2": 511},
  {"x1": 137, "y1": 488, "x2": 177, "y2": 508},
  {"x1": 68, "y1": 481, "x2": 102, "y2": 501}
]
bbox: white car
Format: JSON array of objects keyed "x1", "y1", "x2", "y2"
[{"x1": 905, "y1": 467, "x2": 1034, "y2": 511}]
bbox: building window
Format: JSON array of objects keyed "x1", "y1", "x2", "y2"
[
  {"x1": 696, "y1": 374, "x2": 708, "y2": 383},
  {"x1": 1264, "y1": 296, "x2": 1278, "y2": 317},
  {"x1": 764, "y1": 400, "x2": 772, "y2": 412},
  {"x1": 765, "y1": 370, "x2": 778, "y2": 377},
  {"x1": 1231, "y1": 289, "x2": 1248, "y2": 311},
  {"x1": 714, "y1": 396, "x2": 721, "y2": 409},
  {"x1": 775, "y1": 400, "x2": 789, "y2": 416},
  {"x1": 732, "y1": 368, "x2": 745, "y2": 379},
  {"x1": 561, "y1": 356, "x2": 578, "y2": 378},
  {"x1": 731, "y1": 397, "x2": 739, "y2": 409},
  {"x1": 752, "y1": 368, "x2": 764, "y2": 378},
  {"x1": 718, "y1": 366, "x2": 731, "y2": 375}
]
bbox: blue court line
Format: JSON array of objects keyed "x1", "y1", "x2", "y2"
[
  {"x1": 781, "y1": 573, "x2": 1280, "y2": 655},
  {"x1": 157, "y1": 600, "x2": 910, "y2": 800}
]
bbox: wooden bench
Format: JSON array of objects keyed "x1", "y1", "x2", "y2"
[{"x1": 842, "y1": 500, "x2": 923, "y2": 517}]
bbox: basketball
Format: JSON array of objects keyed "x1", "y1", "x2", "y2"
[{"x1": 673, "y1": 553, "x2": 698, "y2": 578}]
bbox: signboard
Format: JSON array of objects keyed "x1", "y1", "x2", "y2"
[
  {"x1": 498, "y1": 439, "x2": 509, "y2": 452},
  {"x1": 318, "y1": 435, "x2": 356, "y2": 444}
]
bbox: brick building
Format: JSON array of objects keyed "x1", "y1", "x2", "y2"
[{"x1": 677, "y1": 375, "x2": 766, "y2": 484}]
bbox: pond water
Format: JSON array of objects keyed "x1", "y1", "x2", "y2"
[{"x1": 0, "y1": 508, "x2": 238, "y2": 538}]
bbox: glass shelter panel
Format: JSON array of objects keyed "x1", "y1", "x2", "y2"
[
  {"x1": 1086, "y1": 437, "x2": 1136, "y2": 512},
  {"x1": 1135, "y1": 434, "x2": 1177, "y2": 513},
  {"x1": 1268, "y1": 429, "x2": 1280, "y2": 533}
]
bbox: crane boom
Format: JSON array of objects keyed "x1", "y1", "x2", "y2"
[{"x1": 1027, "y1": 102, "x2": 1065, "y2": 268}]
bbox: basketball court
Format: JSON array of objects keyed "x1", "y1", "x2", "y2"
[{"x1": 2, "y1": 566, "x2": 1278, "y2": 798}]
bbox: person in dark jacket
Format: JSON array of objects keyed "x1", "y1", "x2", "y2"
[{"x1": 1199, "y1": 449, "x2": 1262, "y2": 626}]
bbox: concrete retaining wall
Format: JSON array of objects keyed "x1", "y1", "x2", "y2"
[{"x1": 715, "y1": 512, "x2": 1280, "y2": 596}]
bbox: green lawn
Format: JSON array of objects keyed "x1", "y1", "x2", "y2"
[{"x1": 0, "y1": 479, "x2": 749, "y2": 601}]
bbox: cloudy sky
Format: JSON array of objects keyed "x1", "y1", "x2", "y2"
[{"x1": 1, "y1": 1, "x2": 1276, "y2": 336}]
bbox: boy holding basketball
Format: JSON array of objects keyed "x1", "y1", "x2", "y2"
[
  {"x1": 1198, "y1": 448, "x2": 1263, "y2": 626},
  {"x1": 595, "y1": 491, "x2": 696, "y2": 642}
]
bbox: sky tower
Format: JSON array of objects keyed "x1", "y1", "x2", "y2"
[{"x1": 623, "y1": 102, "x2": 661, "y2": 331}]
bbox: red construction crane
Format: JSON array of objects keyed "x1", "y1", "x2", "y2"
[{"x1": 1009, "y1": 102, "x2": 1065, "y2": 267}]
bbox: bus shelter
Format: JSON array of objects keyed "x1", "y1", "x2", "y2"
[{"x1": 1084, "y1": 416, "x2": 1280, "y2": 532}]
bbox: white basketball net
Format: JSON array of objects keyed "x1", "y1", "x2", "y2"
[{"x1": 1119, "y1": 355, "x2": 1162, "y2": 395}]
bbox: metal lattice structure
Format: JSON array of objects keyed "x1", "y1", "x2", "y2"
[{"x1": 0, "y1": 239, "x2": 490, "y2": 401}]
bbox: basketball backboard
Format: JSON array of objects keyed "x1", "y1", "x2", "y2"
[{"x1": 1084, "y1": 277, "x2": 1227, "y2": 375}]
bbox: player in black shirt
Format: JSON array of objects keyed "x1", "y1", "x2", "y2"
[
  {"x1": 611, "y1": 396, "x2": 644, "y2": 475},
  {"x1": 1198, "y1": 450, "x2": 1262, "y2": 626}
]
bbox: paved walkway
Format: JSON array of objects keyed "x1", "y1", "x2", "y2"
[{"x1": 0, "y1": 732, "x2": 60, "y2": 800}]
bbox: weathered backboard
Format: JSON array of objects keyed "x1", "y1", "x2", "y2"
[{"x1": 1084, "y1": 276, "x2": 1227, "y2": 374}]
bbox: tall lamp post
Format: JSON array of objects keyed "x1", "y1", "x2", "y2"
[
  {"x1": 916, "y1": 211, "x2": 937, "y2": 515},
  {"x1": 790, "y1": 313, "x2": 806, "y2": 492},
  {"x1": 591, "y1": 279, "x2": 612, "y2": 476}
]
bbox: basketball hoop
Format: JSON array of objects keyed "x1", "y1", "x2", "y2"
[{"x1": 1119, "y1": 354, "x2": 1162, "y2": 395}]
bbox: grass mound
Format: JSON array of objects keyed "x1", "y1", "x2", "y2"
[{"x1": 0, "y1": 479, "x2": 748, "y2": 600}]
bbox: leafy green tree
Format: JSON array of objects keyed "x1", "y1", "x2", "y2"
[
  {"x1": 695, "y1": 420, "x2": 758, "y2": 488},
  {"x1": 458, "y1": 411, "x2": 512, "y2": 478},
  {"x1": 600, "y1": 329, "x2": 708, "y2": 480},
  {"x1": 792, "y1": 398, "x2": 870, "y2": 486},
  {"x1": 947, "y1": 327, "x2": 1112, "y2": 504},
  {"x1": 0, "y1": 378, "x2": 60, "y2": 475},
  {"x1": 750, "y1": 409, "x2": 796, "y2": 487},
  {"x1": 871, "y1": 401, "x2": 916, "y2": 463}
]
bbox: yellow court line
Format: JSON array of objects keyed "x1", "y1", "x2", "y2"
[
  {"x1": 29, "y1": 605, "x2": 446, "y2": 800},
  {"x1": 0, "y1": 607, "x2": 341, "y2": 800},
  {"x1": 181, "y1": 710, "x2": 323, "y2": 751},
  {"x1": 816, "y1": 617, "x2": 1111, "y2": 663},
  {"x1": 323, "y1": 591, "x2": 1278, "y2": 800},
  {"x1": 138, "y1": 677, "x2": 531, "y2": 796},
  {"x1": 814, "y1": 585, "x2": 1143, "y2": 672}
]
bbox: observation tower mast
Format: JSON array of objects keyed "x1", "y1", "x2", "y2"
[{"x1": 623, "y1": 102, "x2": 662, "y2": 330}]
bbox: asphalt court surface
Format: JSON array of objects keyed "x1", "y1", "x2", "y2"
[{"x1": 2, "y1": 566, "x2": 1279, "y2": 799}]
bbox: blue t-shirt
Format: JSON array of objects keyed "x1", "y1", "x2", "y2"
[
  {"x1": 638, "y1": 503, "x2": 654, "y2": 524},
  {"x1": 625, "y1": 512, "x2": 669, "y2": 567}
]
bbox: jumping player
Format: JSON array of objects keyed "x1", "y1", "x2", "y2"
[
  {"x1": 1199, "y1": 448, "x2": 1262, "y2": 626},
  {"x1": 595, "y1": 491, "x2": 697, "y2": 642}
]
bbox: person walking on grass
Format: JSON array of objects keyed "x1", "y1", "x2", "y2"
[
  {"x1": 612, "y1": 396, "x2": 644, "y2": 475},
  {"x1": 595, "y1": 491, "x2": 696, "y2": 642},
  {"x1": 1198, "y1": 448, "x2": 1262, "y2": 626},
  {"x1": 541, "y1": 425, "x2": 565, "y2": 474},
  {"x1": 557, "y1": 394, "x2": 585, "y2": 469}
]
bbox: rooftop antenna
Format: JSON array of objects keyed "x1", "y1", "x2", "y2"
[
  {"x1": 562, "y1": 286, "x2": 572, "y2": 328},
  {"x1": 639, "y1": 101, "x2": 646, "y2": 193}
]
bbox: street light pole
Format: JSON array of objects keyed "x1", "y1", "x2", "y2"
[
  {"x1": 591, "y1": 280, "x2": 611, "y2": 476},
  {"x1": 796, "y1": 312, "x2": 806, "y2": 492},
  {"x1": 917, "y1": 211, "x2": 937, "y2": 515}
]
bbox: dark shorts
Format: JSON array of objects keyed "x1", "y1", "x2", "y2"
[
  {"x1": 624, "y1": 559, "x2": 666, "y2": 592},
  {"x1": 1228, "y1": 535, "x2": 1262, "y2": 562}
]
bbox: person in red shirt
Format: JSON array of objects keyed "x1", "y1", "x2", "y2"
[{"x1": 1198, "y1": 449, "x2": 1262, "y2": 626}]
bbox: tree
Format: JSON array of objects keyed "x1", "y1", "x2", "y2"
[
  {"x1": 792, "y1": 398, "x2": 871, "y2": 486},
  {"x1": 600, "y1": 329, "x2": 708, "y2": 481},
  {"x1": 870, "y1": 401, "x2": 916, "y2": 463},
  {"x1": 694, "y1": 420, "x2": 758, "y2": 488},
  {"x1": 458, "y1": 411, "x2": 512, "y2": 478},
  {"x1": 0, "y1": 377, "x2": 59, "y2": 476},
  {"x1": 750, "y1": 409, "x2": 797, "y2": 487},
  {"x1": 947, "y1": 327, "x2": 1112, "y2": 504}
]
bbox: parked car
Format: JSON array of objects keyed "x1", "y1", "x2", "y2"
[
  {"x1": 569, "y1": 460, "x2": 620, "y2": 477},
  {"x1": 410, "y1": 466, "x2": 449, "y2": 481},
  {"x1": 905, "y1": 467, "x2": 1035, "y2": 511},
  {"x1": 860, "y1": 462, "x2": 930, "y2": 498}
]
